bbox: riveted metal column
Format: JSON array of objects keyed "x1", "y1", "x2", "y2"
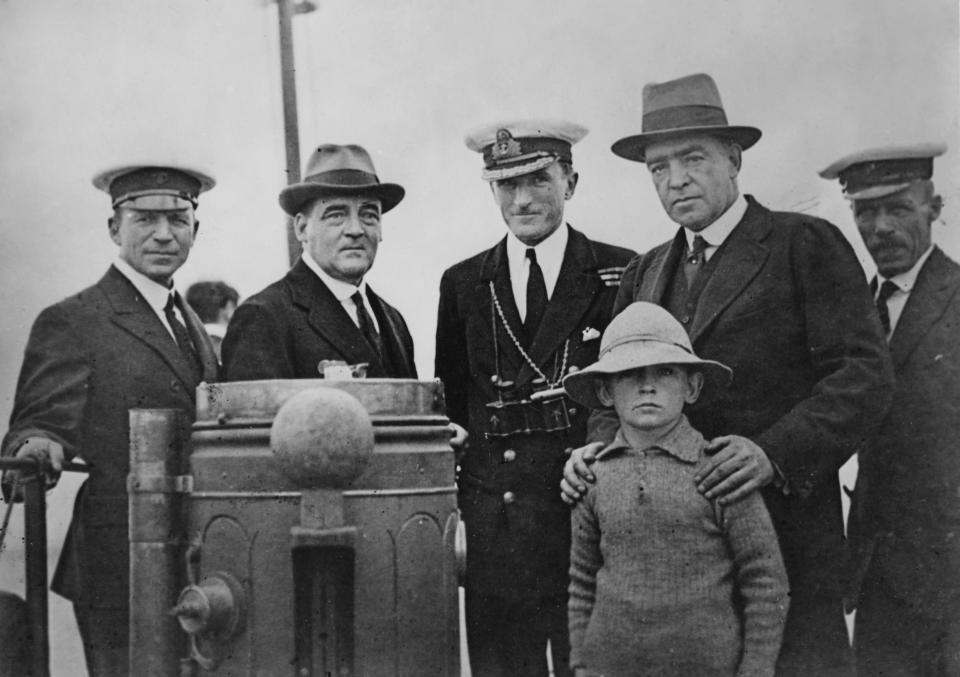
[{"x1": 129, "y1": 408, "x2": 190, "y2": 676}]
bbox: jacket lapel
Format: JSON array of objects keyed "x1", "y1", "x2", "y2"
[
  {"x1": 100, "y1": 266, "x2": 200, "y2": 393},
  {"x1": 689, "y1": 200, "x2": 770, "y2": 343},
  {"x1": 366, "y1": 285, "x2": 414, "y2": 377},
  {"x1": 520, "y1": 227, "x2": 599, "y2": 385},
  {"x1": 476, "y1": 239, "x2": 525, "y2": 374},
  {"x1": 641, "y1": 229, "x2": 687, "y2": 303},
  {"x1": 178, "y1": 299, "x2": 220, "y2": 382},
  {"x1": 287, "y1": 260, "x2": 384, "y2": 371},
  {"x1": 889, "y1": 248, "x2": 960, "y2": 368}
]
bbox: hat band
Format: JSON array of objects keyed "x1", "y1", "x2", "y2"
[
  {"x1": 841, "y1": 158, "x2": 933, "y2": 197},
  {"x1": 642, "y1": 104, "x2": 729, "y2": 134},
  {"x1": 302, "y1": 168, "x2": 382, "y2": 188},
  {"x1": 600, "y1": 336, "x2": 694, "y2": 359}
]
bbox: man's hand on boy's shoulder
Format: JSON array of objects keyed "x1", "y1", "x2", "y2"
[
  {"x1": 560, "y1": 441, "x2": 605, "y2": 505},
  {"x1": 695, "y1": 435, "x2": 774, "y2": 506}
]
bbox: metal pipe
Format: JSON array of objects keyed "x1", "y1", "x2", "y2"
[
  {"x1": 23, "y1": 473, "x2": 49, "y2": 677},
  {"x1": 128, "y1": 408, "x2": 188, "y2": 676}
]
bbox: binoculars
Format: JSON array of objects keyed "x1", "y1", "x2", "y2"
[{"x1": 484, "y1": 377, "x2": 573, "y2": 438}]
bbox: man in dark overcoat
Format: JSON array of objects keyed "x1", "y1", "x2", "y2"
[
  {"x1": 222, "y1": 143, "x2": 416, "y2": 381},
  {"x1": 436, "y1": 120, "x2": 635, "y2": 677},
  {"x1": 821, "y1": 144, "x2": 960, "y2": 675},
  {"x1": 1, "y1": 165, "x2": 218, "y2": 675},
  {"x1": 561, "y1": 73, "x2": 894, "y2": 676}
]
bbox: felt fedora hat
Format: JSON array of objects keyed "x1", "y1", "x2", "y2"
[
  {"x1": 611, "y1": 73, "x2": 762, "y2": 163},
  {"x1": 279, "y1": 144, "x2": 405, "y2": 216},
  {"x1": 563, "y1": 302, "x2": 732, "y2": 410}
]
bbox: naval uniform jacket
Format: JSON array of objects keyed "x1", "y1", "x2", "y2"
[
  {"x1": 221, "y1": 257, "x2": 417, "y2": 380},
  {"x1": 596, "y1": 196, "x2": 894, "y2": 599},
  {"x1": 848, "y1": 247, "x2": 960, "y2": 621},
  {"x1": 1, "y1": 265, "x2": 218, "y2": 611},
  {"x1": 435, "y1": 225, "x2": 635, "y2": 599}
]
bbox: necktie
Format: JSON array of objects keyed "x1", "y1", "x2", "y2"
[
  {"x1": 164, "y1": 293, "x2": 201, "y2": 376},
  {"x1": 683, "y1": 235, "x2": 709, "y2": 289},
  {"x1": 352, "y1": 290, "x2": 383, "y2": 359},
  {"x1": 875, "y1": 279, "x2": 899, "y2": 335},
  {"x1": 524, "y1": 248, "x2": 548, "y2": 343}
]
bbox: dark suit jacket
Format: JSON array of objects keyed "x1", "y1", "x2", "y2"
[
  {"x1": 848, "y1": 247, "x2": 960, "y2": 620},
  {"x1": 1, "y1": 265, "x2": 217, "y2": 609},
  {"x1": 221, "y1": 258, "x2": 417, "y2": 380},
  {"x1": 436, "y1": 226, "x2": 635, "y2": 598},
  {"x1": 600, "y1": 197, "x2": 893, "y2": 596}
]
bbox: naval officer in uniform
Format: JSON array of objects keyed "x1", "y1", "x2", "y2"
[
  {"x1": 821, "y1": 144, "x2": 960, "y2": 676},
  {"x1": 435, "y1": 120, "x2": 635, "y2": 676}
]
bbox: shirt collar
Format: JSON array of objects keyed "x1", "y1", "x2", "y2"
[
  {"x1": 505, "y1": 222, "x2": 569, "y2": 269},
  {"x1": 301, "y1": 250, "x2": 368, "y2": 301},
  {"x1": 879, "y1": 245, "x2": 935, "y2": 294},
  {"x1": 683, "y1": 193, "x2": 747, "y2": 250},
  {"x1": 597, "y1": 415, "x2": 704, "y2": 465},
  {"x1": 113, "y1": 257, "x2": 175, "y2": 313}
]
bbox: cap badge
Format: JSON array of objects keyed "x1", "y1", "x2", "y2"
[
  {"x1": 491, "y1": 128, "x2": 522, "y2": 161},
  {"x1": 153, "y1": 171, "x2": 169, "y2": 186}
]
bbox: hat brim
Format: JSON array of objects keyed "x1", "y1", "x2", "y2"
[
  {"x1": 843, "y1": 182, "x2": 914, "y2": 201},
  {"x1": 562, "y1": 343, "x2": 732, "y2": 410},
  {"x1": 278, "y1": 182, "x2": 405, "y2": 216},
  {"x1": 611, "y1": 126, "x2": 762, "y2": 163},
  {"x1": 92, "y1": 164, "x2": 216, "y2": 194}
]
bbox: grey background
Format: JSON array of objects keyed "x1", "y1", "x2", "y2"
[{"x1": 1, "y1": 0, "x2": 957, "y2": 673}]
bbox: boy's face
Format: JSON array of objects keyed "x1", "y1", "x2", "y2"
[{"x1": 598, "y1": 364, "x2": 703, "y2": 437}]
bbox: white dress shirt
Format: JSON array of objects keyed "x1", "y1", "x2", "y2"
[
  {"x1": 506, "y1": 224, "x2": 568, "y2": 321},
  {"x1": 112, "y1": 257, "x2": 183, "y2": 340},
  {"x1": 682, "y1": 193, "x2": 748, "y2": 261},
  {"x1": 301, "y1": 251, "x2": 380, "y2": 332},
  {"x1": 876, "y1": 245, "x2": 934, "y2": 336}
]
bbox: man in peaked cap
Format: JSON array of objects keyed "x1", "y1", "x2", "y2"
[
  {"x1": 561, "y1": 73, "x2": 894, "y2": 676},
  {"x1": 221, "y1": 143, "x2": 417, "y2": 380},
  {"x1": 821, "y1": 144, "x2": 960, "y2": 675},
  {"x1": 1, "y1": 164, "x2": 218, "y2": 675},
  {"x1": 436, "y1": 120, "x2": 635, "y2": 676}
]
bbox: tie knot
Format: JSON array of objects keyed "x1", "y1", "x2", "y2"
[
  {"x1": 526, "y1": 248, "x2": 538, "y2": 265},
  {"x1": 877, "y1": 279, "x2": 899, "y2": 302},
  {"x1": 687, "y1": 235, "x2": 708, "y2": 264},
  {"x1": 351, "y1": 290, "x2": 364, "y2": 306}
]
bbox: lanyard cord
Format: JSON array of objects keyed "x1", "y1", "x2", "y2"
[{"x1": 488, "y1": 281, "x2": 568, "y2": 388}]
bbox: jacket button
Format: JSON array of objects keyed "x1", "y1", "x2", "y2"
[
  {"x1": 503, "y1": 449, "x2": 516, "y2": 462},
  {"x1": 503, "y1": 491, "x2": 516, "y2": 505},
  {"x1": 170, "y1": 380, "x2": 181, "y2": 392}
]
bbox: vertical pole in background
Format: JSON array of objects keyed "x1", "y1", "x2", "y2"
[
  {"x1": 278, "y1": 0, "x2": 303, "y2": 267},
  {"x1": 23, "y1": 473, "x2": 49, "y2": 677}
]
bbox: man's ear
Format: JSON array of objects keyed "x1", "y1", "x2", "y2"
[
  {"x1": 596, "y1": 378, "x2": 615, "y2": 407},
  {"x1": 293, "y1": 212, "x2": 309, "y2": 241},
  {"x1": 565, "y1": 171, "x2": 580, "y2": 201},
  {"x1": 727, "y1": 144, "x2": 742, "y2": 176},
  {"x1": 929, "y1": 193, "x2": 944, "y2": 223},
  {"x1": 107, "y1": 217, "x2": 121, "y2": 246},
  {"x1": 193, "y1": 219, "x2": 200, "y2": 237},
  {"x1": 684, "y1": 370, "x2": 705, "y2": 405}
]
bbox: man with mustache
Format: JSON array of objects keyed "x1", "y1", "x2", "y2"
[
  {"x1": 436, "y1": 120, "x2": 635, "y2": 676},
  {"x1": 222, "y1": 144, "x2": 417, "y2": 380},
  {"x1": 561, "y1": 74, "x2": 893, "y2": 676},
  {"x1": 820, "y1": 144, "x2": 960, "y2": 675},
  {"x1": 2, "y1": 164, "x2": 219, "y2": 675}
]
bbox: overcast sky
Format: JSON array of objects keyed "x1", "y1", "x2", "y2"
[{"x1": 1, "y1": 1, "x2": 957, "y2": 672}]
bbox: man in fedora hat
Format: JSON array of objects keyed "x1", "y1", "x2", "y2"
[
  {"x1": 436, "y1": 120, "x2": 635, "y2": 676},
  {"x1": 820, "y1": 144, "x2": 960, "y2": 675},
  {"x1": 221, "y1": 143, "x2": 417, "y2": 380},
  {"x1": 561, "y1": 73, "x2": 893, "y2": 676},
  {"x1": 1, "y1": 164, "x2": 218, "y2": 675}
]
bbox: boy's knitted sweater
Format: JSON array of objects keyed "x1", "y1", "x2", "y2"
[{"x1": 569, "y1": 417, "x2": 789, "y2": 677}]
